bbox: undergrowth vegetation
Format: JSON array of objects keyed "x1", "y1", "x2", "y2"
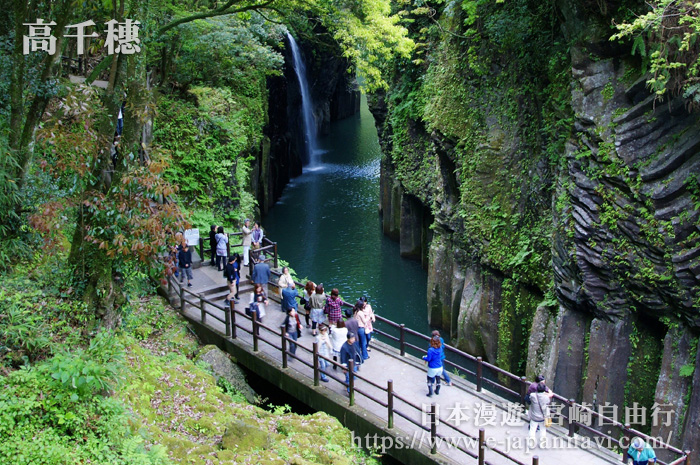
[{"x1": 0, "y1": 256, "x2": 376, "y2": 465}]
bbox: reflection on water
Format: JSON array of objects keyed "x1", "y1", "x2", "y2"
[{"x1": 264, "y1": 95, "x2": 430, "y2": 334}]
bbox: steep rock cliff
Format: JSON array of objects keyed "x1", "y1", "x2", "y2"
[{"x1": 373, "y1": 0, "x2": 700, "y2": 456}]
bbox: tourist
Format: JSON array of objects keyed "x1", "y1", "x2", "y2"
[
  {"x1": 282, "y1": 282, "x2": 299, "y2": 314},
  {"x1": 224, "y1": 255, "x2": 239, "y2": 306},
  {"x1": 422, "y1": 335, "x2": 443, "y2": 397},
  {"x1": 252, "y1": 254, "x2": 271, "y2": 294},
  {"x1": 361, "y1": 296, "x2": 376, "y2": 352},
  {"x1": 281, "y1": 308, "x2": 302, "y2": 357},
  {"x1": 300, "y1": 281, "x2": 315, "y2": 330},
  {"x1": 178, "y1": 243, "x2": 193, "y2": 287},
  {"x1": 528, "y1": 383, "x2": 551, "y2": 441},
  {"x1": 344, "y1": 305, "x2": 360, "y2": 342},
  {"x1": 233, "y1": 253, "x2": 241, "y2": 297},
  {"x1": 251, "y1": 221, "x2": 264, "y2": 262},
  {"x1": 325, "y1": 288, "x2": 346, "y2": 325},
  {"x1": 329, "y1": 319, "x2": 347, "y2": 370},
  {"x1": 340, "y1": 332, "x2": 360, "y2": 392},
  {"x1": 278, "y1": 266, "x2": 295, "y2": 288},
  {"x1": 315, "y1": 324, "x2": 332, "y2": 382},
  {"x1": 241, "y1": 219, "x2": 252, "y2": 267},
  {"x1": 431, "y1": 330, "x2": 452, "y2": 386},
  {"x1": 215, "y1": 226, "x2": 228, "y2": 271},
  {"x1": 309, "y1": 283, "x2": 327, "y2": 335},
  {"x1": 627, "y1": 437, "x2": 657, "y2": 465},
  {"x1": 208, "y1": 225, "x2": 217, "y2": 267},
  {"x1": 249, "y1": 283, "x2": 268, "y2": 330},
  {"x1": 355, "y1": 300, "x2": 370, "y2": 360},
  {"x1": 528, "y1": 374, "x2": 552, "y2": 396}
]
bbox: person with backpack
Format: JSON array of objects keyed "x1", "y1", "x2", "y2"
[
  {"x1": 215, "y1": 226, "x2": 228, "y2": 271},
  {"x1": 224, "y1": 255, "x2": 239, "y2": 306}
]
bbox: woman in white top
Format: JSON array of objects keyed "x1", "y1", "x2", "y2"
[
  {"x1": 329, "y1": 319, "x2": 348, "y2": 371},
  {"x1": 278, "y1": 266, "x2": 295, "y2": 288},
  {"x1": 361, "y1": 296, "x2": 376, "y2": 351},
  {"x1": 215, "y1": 226, "x2": 228, "y2": 271},
  {"x1": 315, "y1": 324, "x2": 333, "y2": 382}
]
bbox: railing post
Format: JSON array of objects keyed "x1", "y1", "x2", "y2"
[
  {"x1": 252, "y1": 318, "x2": 259, "y2": 352},
  {"x1": 478, "y1": 428, "x2": 485, "y2": 465},
  {"x1": 348, "y1": 360, "x2": 355, "y2": 406},
  {"x1": 248, "y1": 252, "x2": 254, "y2": 278},
  {"x1": 430, "y1": 403, "x2": 437, "y2": 454},
  {"x1": 683, "y1": 450, "x2": 691, "y2": 464},
  {"x1": 198, "y1": 237, "x2": 204, "y2": 264},
  {"x1": 532, "y1": 456, "x2": 539, "y2": 465},
  {"x1": 520, "y1": 376, "x2": 528, "y2": 404},
  {"x1": 273, "y1": 242, "x2": 278, "y2": 268},
  {"x1": 387, "y1": 380, "x2": 394, "y2": 429},
  {"x1": 399, "y1": 324, "x2": 406, "y2": 356},
  {"x1": 179, "y1": 286, "x2": 185, "y2": 312},
  {"x1": 567, "y1": 398, "x2": 576, "y2": 437},
  {"x1": 226, "y1": 233, "x2": 231, "y2": 259},
  {"x1": 224, "y1": 301, "x2": 231, "y2": 338},
  {"x1": 230, "y1": 301, "x2": 236, "y2": 339},
  {"x1": 476, "y1": 357, "x2": 483, "y2": 392},
  {"x1": 622, "y1": 424, "x2": 631, "y2": 463},
  {"x1": 313, "y1": 342, "x2": 320, "y2": 386},
  {"x1": 281, "y1": 331, "x2": 288, "y2": 368},
  {"x1": 200, "y1": 295, "x2": 206, "y2": 324}
]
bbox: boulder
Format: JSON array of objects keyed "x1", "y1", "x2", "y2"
[
  {"x1": 220, "y1": 419, "x2": 270, "y2": 451},
  {"x1": 196, "y1": 345, "x2": 257, "y2": 404}
]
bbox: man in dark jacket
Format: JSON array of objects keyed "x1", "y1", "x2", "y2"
[
  {"x1": 224, "y1": 255, "x2": 239, "y2": 306},
  {"x1": 282, "y1": 283, "x2": 299, "y2": 314},
  {"x1": 178, "y1": 244, "x2": 193, "y2": 287},
  {"x1": 208, "y1": 225, "x2": 216, "y2": 267},
  {"x1": 340, "y1": 332, "x2": 361, "y2": 393},
  {"x1": 252, "y1": 254, "x2": 271, "y2": 293}
]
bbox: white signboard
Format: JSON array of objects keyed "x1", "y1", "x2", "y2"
[{"x1": 184, "y1": 228, "x2": 200, "y2": 246}]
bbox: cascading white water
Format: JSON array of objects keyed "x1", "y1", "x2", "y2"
[{"x1": 287, "y1": 32, "x2": 320, "y2": 167}]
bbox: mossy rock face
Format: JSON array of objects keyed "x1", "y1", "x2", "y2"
[
  {"x1": 221, "y1": 419, "x2": 270, "y2": 451},
  {"x1": 196, "y1": 345, "x2": 257, "y2": 403}
]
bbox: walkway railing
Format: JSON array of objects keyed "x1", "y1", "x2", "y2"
[
  {"x1": 263, "y1": 272, "x2": 690, "y2": 465},
  {"x1": 198, "y1": 231, "x2": 279, "y2": 275},
  {"x1": 173, "y1": 231, "x2": 690, "y2": 465},
  {"x1": 168, "y1": 274, "x2": 542, "y2": 465}
]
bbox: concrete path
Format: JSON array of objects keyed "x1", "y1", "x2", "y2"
[{"x1": 173, "y1": 263, "x2": 622, "y2": 465}]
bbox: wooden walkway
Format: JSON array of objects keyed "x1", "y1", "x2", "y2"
[{"x1": 167, "y1": 264, "x2": 626, "y2": 465}]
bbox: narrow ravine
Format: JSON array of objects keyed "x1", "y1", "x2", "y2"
[{"x1": 263, "y1": 95, "x2": 431, "y2": 336}]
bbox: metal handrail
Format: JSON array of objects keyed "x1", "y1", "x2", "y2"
[{"x1": 166, "y1": 236, "x2": 690, "y2": 465}]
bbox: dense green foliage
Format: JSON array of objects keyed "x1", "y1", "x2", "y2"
[
  {"x1": 0, "y1": 259, "x2": 377, "y2": 464},
  {"x1": 612, "y1": 0, "x2": 700, "y2": 107},
  {"x1": 386, "y1": 0, "x2": 571, "y2": 295}
]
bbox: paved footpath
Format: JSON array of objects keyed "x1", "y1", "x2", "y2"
[{"x1": 174, "y1": 264, "x2": 622, "y2": 465}]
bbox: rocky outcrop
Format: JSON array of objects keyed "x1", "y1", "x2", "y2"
[
  {"x1": 373, "y1": 0, "x2": 700, "y2": 455},
  {"x1": 196, "y1": 345, "x2": 257, "y2": 404}
]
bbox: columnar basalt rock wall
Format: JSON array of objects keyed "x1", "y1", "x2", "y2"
[{"x1": 372, "y1": 0, "x2": 700, "y2": 456}]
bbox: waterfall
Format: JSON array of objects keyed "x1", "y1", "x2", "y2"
[{"x1": 287, "y1": 32, "x2": 320, "y2": 167}]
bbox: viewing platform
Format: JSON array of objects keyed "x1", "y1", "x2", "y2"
[{"x1": 162, "y1": 238, "x2": 690, "y2": 465}]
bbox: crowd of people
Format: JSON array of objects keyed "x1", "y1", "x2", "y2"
[
  {"x1": 271, "y1": 268, "x2": 377, "y2": 391},
  {"x1": 166, "y1": 222, "x2": 661, "y2": 461}
]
